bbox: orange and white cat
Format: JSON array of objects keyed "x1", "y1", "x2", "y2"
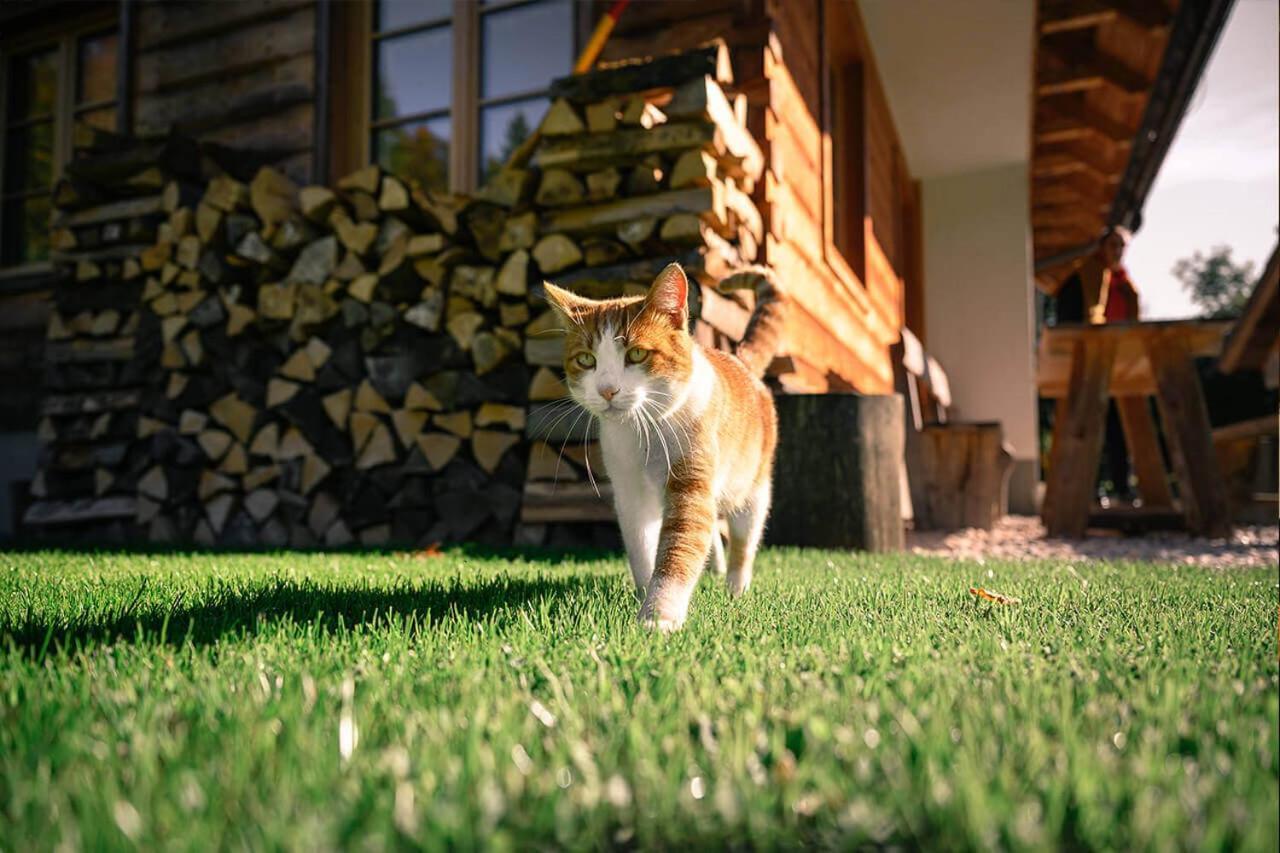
[{"x1": 543, "y1": 263, "x2": 784, "y2": 631}]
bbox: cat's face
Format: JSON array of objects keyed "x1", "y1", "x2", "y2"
[{"x1": 543, "y1": 263, "x2": 694, "y2": 420}]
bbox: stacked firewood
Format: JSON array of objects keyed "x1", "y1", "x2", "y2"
[
  {"x1": 25, "y1": 135, "x2": 206, "y2": 540},
  {"x1": 25, "y1": 43, "x2": 769, "y2": 550},
  {"x1": 511, "y1": 41, "x2": 765, "y2": 546},
  {"x1": 131, "y1": 162, "x2": 532, "y2": 547}
]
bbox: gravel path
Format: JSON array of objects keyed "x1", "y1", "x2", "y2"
[{"x1": 907, "y1": 515, "x2": 1277, "y2": 568}]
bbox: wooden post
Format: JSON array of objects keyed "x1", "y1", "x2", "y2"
[
  {"x1": 1144, "y1": 330, "x2": 1232, "y2": 537},
  {"x1": 918, "y1": 423, "x2": 1013, "y2": 530},
  {"x1": 767, "y1": 394, "x2": 903, "y2": 551},
  {"x1": 1043, "y1": 337, "x2": 1116, "y2": 537},
  {"x1": 1113, "y1": 395, "x2": 1173, "y2": 508}
]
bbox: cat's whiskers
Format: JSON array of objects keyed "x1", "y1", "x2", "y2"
[
  {"x1": 553, "y1": 407, "x2": 591, "y2": 488},
  {"x1": 535, "y1": 397, "x2": 585, "y2": 443}
]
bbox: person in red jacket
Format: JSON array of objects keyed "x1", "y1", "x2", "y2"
[{"x1": 1098, "y1": 229, "x2": 1140, "y2": 502}]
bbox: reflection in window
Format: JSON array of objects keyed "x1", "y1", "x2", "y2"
[
  {"x1": 480, "y1": 1, "x2": 572, "y2": 101},
  {"x1": 376, "y1": 0, "x2": 451, "y2": 33},
  {"x1": 376, "y1": 117, "x2": 451, "y2": 193},
  {"x1": 374, "y1": 25, "x2": 451, "y2": 120},
  {"x1": 479, "y1": 98, "x2": 544, "y2": 184},
  {"x1": 2, "y1": 28, "x2": 120, "y2": 266},
  {"x1": 364, "y1": 0, "x2": 572, "y2": 193}
]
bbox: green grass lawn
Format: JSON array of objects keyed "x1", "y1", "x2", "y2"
[{"x1": 1, "y1": 548, "x2": 1276, "y2": 851}]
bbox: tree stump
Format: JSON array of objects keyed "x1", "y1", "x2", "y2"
[
  {"x1": 918, "y1": 422, "x2": 1013, "y2": 530},
  {"x1": 768, "y1": 394, "x2": 904, "y2": 551}
]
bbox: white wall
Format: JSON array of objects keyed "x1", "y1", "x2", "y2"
[{"x1": 922, "y1": 164, "x2": 1039, "y2": 513}]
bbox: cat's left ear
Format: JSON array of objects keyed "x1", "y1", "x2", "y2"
[
  {"x1": 542, "y1": 281, "x2": 591, "y2": 329},
  {"x1": 645, "y1": 263, "x2": 689, "y2": 329}
]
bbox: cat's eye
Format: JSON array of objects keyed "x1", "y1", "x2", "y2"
[
  {"x1": 574, "y1": 351, "x2": 596, "y2": 369},
  {"x1": 626, "y1": 346, "x2": 649, "y2": 365}
]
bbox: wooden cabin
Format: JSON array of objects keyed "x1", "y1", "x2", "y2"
[{"x1": 0, "y1": 0, "x2": 1231, "y2": 543}]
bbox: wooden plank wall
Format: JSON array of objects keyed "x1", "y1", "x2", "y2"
[
  {"x1": 0, "y1": 284, "x2": 51, "y2": 430},
  {"x1": 592, "y1": 0, "x2": 919, "y2": 394},
  {"x1": 132, "y1": 0, "x2": 317, "y2": 182},
  {"x1": 762, "y1": 0, "x2": 911, "y2": 393}
]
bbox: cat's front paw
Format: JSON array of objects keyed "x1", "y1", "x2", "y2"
[{"x1": 639, "y1": 612, "x2": 684, "y2": 633}]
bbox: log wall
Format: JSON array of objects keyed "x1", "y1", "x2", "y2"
[{"x1": 132, "y1": 0, "x2": 318, "y2": 183}]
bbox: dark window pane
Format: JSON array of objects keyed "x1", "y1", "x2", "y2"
[
  {"x1": 375, "y1": 27, "x2": 452, "y2": 120},
  {"x1": 479, "y1": 98, "x2": 544, "y2": 183},
  {"x1": 1, "y1": 195, "x2": 51, "y2": 265},
  {"x1": 77, "y1": 31, "x2": 119, "y2": 105},
  {"x1": 376, "y1": 116, "x2": 450, "y2": 193},
  {"x1": 7, "y1": 48, "x2": 58, "y2": 120},
  {"x1": 376, "y1": 0, "x2": 452, "y2": 32},
  {"x1": 4, "y1": 122, "x2": 55, "y2": 192},
  {"x1": 481, "y1": 1, "x2": 572, "y2": 100}
]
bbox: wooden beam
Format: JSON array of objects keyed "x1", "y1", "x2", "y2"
[
  {"x1": 1040, "y1": 0, "x2": 1172, "y2": 35},
  {"x1": 1037, "y1": 50, "x2": 1151, "y2": 96}
]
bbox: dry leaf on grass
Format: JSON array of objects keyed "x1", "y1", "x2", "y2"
[{"x1": 969, "y1": 587, "x2": 1021, "y2": 605}]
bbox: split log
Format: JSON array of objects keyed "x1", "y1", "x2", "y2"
[
  {"x1": 198, "y1": 429, "x2": 233, "y2": 460},
  {"x1": 391, "y1": 408, "x2": 428, "y2": 447},
  {"x1": 337, "y1": 164, "x2": 382, "y2": 195},
  {"x1": 447, "y1": 312, "x2": 485, "y2": 351},
  {"x1": 499, "y1": 211, "x2": 537, "y2": 251},
  {"x1": 529, "y1": 367, "x2": 568, "y2": 400},
  {"x1": 585, "y1": 98, "x2": 620, "y2": 133},
  {"x1": 300, "y1": 186, "x2": 337, "y2": 222},
  {"x1": 496, "y1": 249, "x2": 530, "y2": 297},
  {"x1": 476, "y1": 169, "x2": 534, "y2": 209},
  {"x1": 355, "y1": 379, "x2": 391, "y2": 413},
  {"x1": 540, "y1": 99, "x2": 587, "y2": 136},
  {"x1": 476, "y1": 403, "x2": 526, "y2": 431},
  {"x1": 473, "y1": 430, "x2": 520, "y2": 473},
  {"x1": 416, "y1": 432, "x2": 462, "y2": 470},
  {"x1": 250, "y1": 422, "x2": 279, "y2": 457},
  {"x1": 210, "y1": 393, "x2": 256, "y2": 443},
  {"x1": 356, "y1": 422, "x2": 397, "y2": 469},
  {"x1": 586, "y1": 167, "x2": 622, "y2": 201},
  {"x1": 249, "y1": 167, "x2": 298, "y2": 228},
  {"x1": 433, "y1": 410, "x2": 473, "y2": 439},
  {"x1": 405, "y1": 382, "x2": 444, "y2": 412},
  {"x1": 535, "y1": 169, "x2": 586, "y2": 207},
  {"x1": 664, "y1": 75, "x2": 765, "y2": 180},
  {"x1": 532, "y1": 234, "x2": 583, "y2": 273},
  {"x1": 322, "y1": 388, "x2": 353, "y2": 428}
]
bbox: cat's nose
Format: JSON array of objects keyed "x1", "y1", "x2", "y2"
[{"x1": 599, "y1": 385, "x2": 619, "y2": 402}]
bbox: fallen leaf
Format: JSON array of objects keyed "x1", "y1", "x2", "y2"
[{"x1": 969, "y1": 587, "x2": 1021, "y2": 605}]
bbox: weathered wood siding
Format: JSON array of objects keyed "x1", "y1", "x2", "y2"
[
  {"x1": 762, "y1": 0, "x2": 912, "y2": 392},
  {"x1": 593, "y1": 0, "x2": 919, "y2": 393},
  {"x1": 133, "y1": 0, "x2": 317, "y2": 182}
]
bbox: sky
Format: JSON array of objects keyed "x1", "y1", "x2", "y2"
[{"x1": 1125, "y1": 0, "x2": 1280, "y2": 319}]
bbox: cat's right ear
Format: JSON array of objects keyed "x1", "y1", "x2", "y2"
[{"x1": 542, "y1": 281, "x2": 588, "y2": 329}]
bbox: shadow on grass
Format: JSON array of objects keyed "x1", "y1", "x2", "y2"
[{"x1": 2, "y1": 571, "x2": 616, "y2": 658}]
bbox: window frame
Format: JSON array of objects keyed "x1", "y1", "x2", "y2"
[
  {"x1": 819, "y1": 0, "x2": 870, "y2": 305},
  {"x1": 331, "y1": 0, "x2": 579, "y2": 193},
  {"x1": 0, "y1": 6, "x2": 123, "y2": 278}
]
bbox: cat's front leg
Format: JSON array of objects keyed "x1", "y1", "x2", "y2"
[
  {"x1": 639, "y1": 459, "x2": 716, "y2": 632},
  {"x1": 613, "y1": 482, "x2": 662, "y2": 600}
]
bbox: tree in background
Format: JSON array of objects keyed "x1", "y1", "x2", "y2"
[
  {"x1": 482, "y1": 111, "x2": 532, "y2": 184},
  {"x1": 1172, "y1": 245, "x2": 1256, "y2": 319}
]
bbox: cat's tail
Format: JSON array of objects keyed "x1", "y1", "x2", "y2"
[{"x1": 716, "y1": 265, "x2": 787, "y2": 378}]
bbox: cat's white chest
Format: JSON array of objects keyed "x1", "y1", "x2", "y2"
[{"x1": 599, "y1": 420, "x2": 669, "y2": 495}]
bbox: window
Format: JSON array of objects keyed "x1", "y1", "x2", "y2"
[
  {"x1": 820, "y1": 0, "x2": 866, "y2": 284},
  {"x1": 1, "y1": 23, "x2": 119, "y2": 268},
  {"x1": 341, "y1": 0, "x2": 575, "y2": 193}
]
